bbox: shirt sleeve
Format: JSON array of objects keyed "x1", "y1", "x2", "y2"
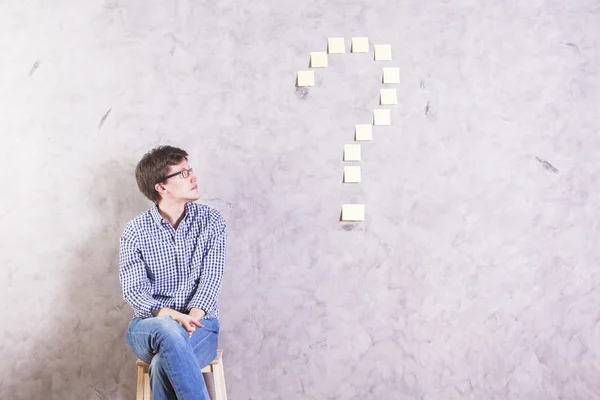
[
  {"x1": 187, "y1": 210, "x2": 227, "y2": 314},
  {"x1": 119, "y1": 224, "x2": 162, "y2": 319}
]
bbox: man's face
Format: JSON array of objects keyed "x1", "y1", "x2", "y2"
[{"x1": 158, "y1": 159, "x2": 200, "y2": 203}]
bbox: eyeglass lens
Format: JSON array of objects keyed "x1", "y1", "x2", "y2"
[{"x1": 181, "y1": 168, "x2": 193, "y2": 178}]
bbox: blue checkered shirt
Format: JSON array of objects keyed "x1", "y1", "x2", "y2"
[{"x1": 119, "y1": 202, "x2": 226, "y2": 320}]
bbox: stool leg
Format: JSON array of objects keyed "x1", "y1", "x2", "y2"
[
  {"x1": 213, "y1": 360, "x2": 228, "y2": 400},
  {"x1": 136, "y1": 364, "x2": 144, "y2": 400},
  {"x1": 143, "y1": 368, "x2": 151, "y2": 400}
]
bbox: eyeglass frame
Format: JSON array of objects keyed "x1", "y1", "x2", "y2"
[{"x1": 158, "y1": 167, "x2": 194, "y2": 183}]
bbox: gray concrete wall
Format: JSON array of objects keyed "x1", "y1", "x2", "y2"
[{"x1": 2, "y1": 1, "x2": 600, "y2": 399}]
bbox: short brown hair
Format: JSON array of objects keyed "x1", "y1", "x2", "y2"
[{"x1": 135, "y1": 145, "x2": 189, "y2": 203}]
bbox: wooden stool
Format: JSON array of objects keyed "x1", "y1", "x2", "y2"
[{"x1": 136, "y1": 348, "x2": 228, "y2": 400}]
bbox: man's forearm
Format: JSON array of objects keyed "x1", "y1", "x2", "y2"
[
  {"x1": 189, "y1": 307, "x2": 206, "y2": 319},
  {"x1": 153, "y1": 307, "x2": 205, "y2": 318},
  {"x1": 152, "y1": 307, "x2": 182, "y2": 318}
]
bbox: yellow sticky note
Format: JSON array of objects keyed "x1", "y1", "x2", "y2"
[
  {"x1": 355, "y1": 124, "x2": 372, "y2": 141},
  {"x1": 374, "y1": 44, "x2": 392, "y2": 61},
  {"x1": 383, "y1": 67, "x2": 400, "y2": 84},
  {"x1": 351, "y1": 37, "x2": 369, "y2": 53},
  {"x1": 297, "y1": 70, "x2": 315, "y2": 87},
  {"x1": 380, "y1": 88, "x2": 397, "y2": 105},
  {"x1": 310, "y1": 52, "x2": 328, "y2": 68},
  {"x1": 343, "y1": 144, "x2": 361, "y2": 161},
  {"x1": 373, "y1": 109, "x2": 391, "y2": 125},
  {"x1": 341, "y1": 204, "x2": 365, "y2": 221},
  {"x1": 328, "y1": 37, "x2": 346, "y2": 54},
  {"x1": 344, "y1": 166, "x2": 361, "y2": 183}
]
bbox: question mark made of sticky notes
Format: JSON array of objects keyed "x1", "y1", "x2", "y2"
[{"x1": 296, "y1": 37, "x2": 400, "y2": 222}]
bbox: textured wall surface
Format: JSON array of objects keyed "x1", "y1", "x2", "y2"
[{"x1": 2, "y1": 1, "x2": 600, "y2": 399}]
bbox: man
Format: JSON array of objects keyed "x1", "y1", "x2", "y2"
[{"x1": 119, "y1": 145, "x2": 227, "y2": 400}]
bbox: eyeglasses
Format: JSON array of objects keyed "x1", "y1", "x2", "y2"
[{"x1": 159, "y1": 167, "x2": 194, "y2": 183}]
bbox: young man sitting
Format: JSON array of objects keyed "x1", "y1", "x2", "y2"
[{"x1": 119, "y1": 145, "x2": 227, "y2": 400}]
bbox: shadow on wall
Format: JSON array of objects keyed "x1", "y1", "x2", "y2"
[{"x1": 6, "y1": 158, "x2": 150, "y2": 400}]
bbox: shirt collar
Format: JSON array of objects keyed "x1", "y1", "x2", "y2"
[
  {"x1": 150, "y1": 202, "x2": 193, "y2": 227},
  {"x1": 150, "y1": 203, "x2": 166, "y2": 226}
]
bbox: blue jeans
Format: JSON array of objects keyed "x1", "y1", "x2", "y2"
[{"x1": 126, "y1": 315, "x2": 219, "y2": 400}]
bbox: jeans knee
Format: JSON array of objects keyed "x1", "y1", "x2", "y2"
[
  {"x1": 155, "y1": 316, "x2": 188, "y2": 347},
  {"x1": 149, "y1": 353, "x2": 164, "y2": 376}
]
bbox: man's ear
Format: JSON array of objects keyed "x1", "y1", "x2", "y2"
[{"x1": 155, "y1": 182, "x2": 167, "y2": 195}]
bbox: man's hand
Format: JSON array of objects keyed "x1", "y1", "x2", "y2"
[
  {"x1": 189, "y1": 307, "x2": 206, "y2": 323},
  {"x1": 182, "y1": 308, "x2": 205, "y2": 337},
  {"x1": 153, "y1": 308, "x2": 204, "y2": 337}
]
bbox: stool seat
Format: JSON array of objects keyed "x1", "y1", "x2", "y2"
[{"x1": 136, "y1": 349, "x2": 227, "y2": 400}]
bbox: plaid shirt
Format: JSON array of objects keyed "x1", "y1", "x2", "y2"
[{"x1": 119, "y1": 202, "x2": 226, "y2": 320}]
